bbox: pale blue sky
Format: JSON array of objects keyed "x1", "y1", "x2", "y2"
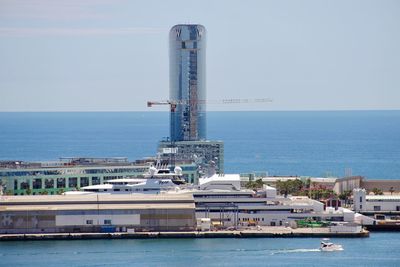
[{"x1": 0, "y1": 0, "x2": 399, "y2": 111}]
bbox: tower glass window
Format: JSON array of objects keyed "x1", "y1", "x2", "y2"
[{"x1": 169, "y1": 24, "x2": 206, "y2": 141}]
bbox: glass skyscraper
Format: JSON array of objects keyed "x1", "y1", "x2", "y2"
[{"x1": 169, "y1": 24, "x2": 206, "y2": 141}]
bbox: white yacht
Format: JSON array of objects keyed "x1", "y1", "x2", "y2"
[
  {"x1": 320, "y1": 239, "x2": 344, "y2": 251},
  {"x1": 65, "y1": 166, "x2": 185, "y2": 195}
]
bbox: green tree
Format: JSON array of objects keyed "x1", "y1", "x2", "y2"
[
  {"x1": 276, "y1": 179, "x2": 304, "y2": 197},
  {"x1": 245, "y1": 179, "x2": 264, "y2": 190},
  {"x1": 338, "y1": 190, "x2": 352, "y2": 206},
  {"x1": 372, "y1": 188, "x2": 383, "y2": 195},
  {"x1": 291, "y1": 179, "x2": 304, "y2": 193},
  {"x1": 276, "y1": 180, "x2": 289, "y2": 197},
  {"x1": 310, "y1": 189, "x2": 321, "y2": 200},
  {"x1": 57, "y1": 189, "x2": 65, "y2": 195},
  {"x1": 304, "y1": 178, "x2": 311, "y2": 190},
  {"x1": 321, "y1": 189, "x2": 336, "y2": 199}
]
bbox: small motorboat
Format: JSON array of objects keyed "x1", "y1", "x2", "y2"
[{"x1": 320, "y1": 238, "x2": 343, "y2": 252}]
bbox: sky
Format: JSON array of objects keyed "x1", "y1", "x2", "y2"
[{"x1": 0, "y1": 0, "x2": 399, "y2": 111}]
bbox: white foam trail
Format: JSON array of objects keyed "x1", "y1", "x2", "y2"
[{"x1": 271, "y1": 248, "x2": 321, "y2": 255}]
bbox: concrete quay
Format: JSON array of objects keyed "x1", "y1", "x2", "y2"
[{"x1": 0, "y1": 227, "x2": 369, "y2": 241}]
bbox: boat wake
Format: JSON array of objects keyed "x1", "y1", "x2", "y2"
[{"x1": 271, "y1": 248, "x2": 321, "y2": 255}]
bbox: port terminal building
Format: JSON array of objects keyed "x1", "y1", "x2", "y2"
[
  {"x1": 192, "y1": 186, "x2": 357, "y2": 228},
  {"x1": 0, "y1": 158, "x2": 198, "y2": 196},
  {"x1": 0, "y1": 184, "x2": 363, "y2": 234}
]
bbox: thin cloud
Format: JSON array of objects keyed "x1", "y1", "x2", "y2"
[
  {"x1": 0, "y1": 0, "x2": 125, "y2": 20},
  {"x1": 0, "y1": 27, "x2": 164, "y2": 37}
]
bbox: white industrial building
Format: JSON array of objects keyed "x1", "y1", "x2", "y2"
[
  {"x1": 353, "y1": 188, "x2": 400, "y2": 213},
  {"x1": 192, "y1": 177, "x2": 358, "y2": 228}
]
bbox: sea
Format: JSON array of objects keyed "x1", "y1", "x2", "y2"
[{"x1": 0, "y1": 111, "x2": 399, "y2": 266}]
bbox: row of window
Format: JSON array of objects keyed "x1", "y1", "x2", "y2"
[
  {"x1": 181, "y1": 41, "x2": 198, "y2": 49},
  {"x1": 1, "y1": 168, "x2": 146, "y2": 177},
  {"x1": 373, "y1": 206, "x2": 400, "y2": 211},
  {"x1": 238, "y1": 218, "x2": 286, "y2": 226},
  {"x1": 85, "y1": 188, "x2": 159, "y2": 193},
  {"x1": 368, "y1": 199, "x2": 400, "y2": 202},
  {"x1": 14, "y1": 176, "x2": 122, "y2": 190},
  {"x1": 239, "y1": 217, "x2": 265, "y2": 222},
  {"x1": 239, "y1": 218, "x2": 285, "y2": 225},
  {"x1": 194, "y1": 194, "x2": 252, "y2": 198},
  {"x1": 86, "y1": 219, "x2": 112, "y2": 225}
]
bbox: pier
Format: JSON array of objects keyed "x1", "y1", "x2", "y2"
[{"x1": 0, "y1": 227, "x2": 369, "y2": 241}]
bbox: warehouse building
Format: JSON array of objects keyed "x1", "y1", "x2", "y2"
[{"x1": 0, "y1": 194, "x2": 196, "y2": 234}]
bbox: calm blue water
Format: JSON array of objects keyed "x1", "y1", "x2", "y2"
[
  {"x1": 0, "y1": 111, "x2": 399, "y2": 178},
  {"x1": 0, "y1": 233, "x2": 399, "y2": 267},
  {"x1": 0, "y1": 111, "x2": 400, "y2": 265}
]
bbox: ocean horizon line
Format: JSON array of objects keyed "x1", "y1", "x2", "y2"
[{"x1": 0, "y1": 109, "x2": 399, "y2": 113}]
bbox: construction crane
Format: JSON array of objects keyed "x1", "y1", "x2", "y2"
[
  {"x1": 147, "y1": 100, "x2": 179, "y2": 112},
  {"x1": 147, "y1": 98, "x2": 273, "y2": 168},
  {"x1": 147, "y1": 98, "x2": 273, "y2": 111}
]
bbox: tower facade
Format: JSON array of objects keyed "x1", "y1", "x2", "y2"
[{"x1": 169, "y1": 24, "x2": 206, "y2": 141}]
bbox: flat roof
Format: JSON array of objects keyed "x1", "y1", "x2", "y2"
[
  {"x1": 0, "y1": 164, "x2": 148, "y2": 171},
  {"x1": 0, "y1": 194, "x2": 194, "y2": 204},
  {"x1": 0, "y1": 203, "x2": 195, "y2": 212},
  {"x1": 366, "y1": 195, "x2": 400, "y2": 200},
  {"x1": 261, "y1": 177, "x2": 299, "y2": 182},
  {"x1": 364, "y1": 179, "x2": 400, "y2": 183},
  {"x1": 0, "y1": 194, "x2": 195, "y2": 211},
  {"x1": 309, "y1": 177, "x2": 337, "y2": 183}
]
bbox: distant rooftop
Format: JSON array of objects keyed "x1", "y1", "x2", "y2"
[
  {"x1": 0, "y1": 157, "x2": 154, "y2": 169},
  {"x1": 0, "y1": 194, "x2": 195, "y2": 211},
  {"x1": 59, "y1": 157, "x2": 128, "y2": 164},
  {"x1": 366, "y1": 195, "x2": 400, "y2": 200}
]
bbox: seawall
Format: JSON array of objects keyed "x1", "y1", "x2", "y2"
[{"x1": 0, "y1": 229, "x2": 369, "y2": 241}]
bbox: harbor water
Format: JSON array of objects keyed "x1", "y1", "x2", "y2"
[
  {"x1": 0, "y1": 111, "x2": 399, "y2": 178},
  {"x1": 0, "y1": 233, "x2": 399, "y2": 266},
  {"x1": 0, "y1": 111, "x2": 399, "y2": 266}
]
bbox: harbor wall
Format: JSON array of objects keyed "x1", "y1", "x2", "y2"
[{"x1": 0, "y1": 229, "x2": 369, "y2": 241}]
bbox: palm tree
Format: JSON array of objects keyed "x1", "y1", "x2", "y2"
[
  {"x1": 338, "y1": 190, "x2": 352, "y2": 206},
  {"x1": 372, "y1": 187, "x2": 383, "y2": 195},
  {"x1": 389, "y1": 187, "x2": 395, "y2": 195}
]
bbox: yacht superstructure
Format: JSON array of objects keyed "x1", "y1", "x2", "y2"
[{"x1": 65, "y1": 166, "x2": 185, "y2": 195}]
